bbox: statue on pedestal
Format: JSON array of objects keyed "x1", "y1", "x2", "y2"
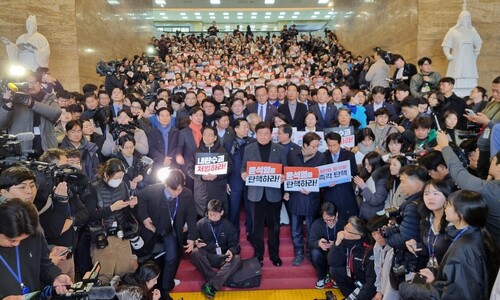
[
  {"x1": 441, "y1": 2, "x2": 482, "y2": 97},
  {"x1": 1, "y1": 15, "x2": 50, "y2": 72}
]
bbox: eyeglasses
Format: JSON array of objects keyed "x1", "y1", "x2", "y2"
[{"x1": 323, "y1": 217, "x2": 336, "y2": 223}]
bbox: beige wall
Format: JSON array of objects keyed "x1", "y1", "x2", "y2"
[
  {"x1": 0, "y1": 0, "x2": 154, "y2": 92},
  {"x1": 332, "y1": 0, "x2": 499, "y2": 89}
]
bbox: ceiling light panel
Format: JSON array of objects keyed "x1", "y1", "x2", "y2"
[{"x1": 210, "y1": 0, "x2": 221, "y2": 4}]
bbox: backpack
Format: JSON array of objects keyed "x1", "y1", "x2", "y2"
[{"x1": 224, "y1": 257, "x2": 262, "y2": 288}]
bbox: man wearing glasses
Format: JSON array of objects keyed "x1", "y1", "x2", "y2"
[
  {"x1": 307, "y1": 202, "x2": 346, "y2": 289},
  {"x1": 0, "y1": 71, "x2": 61, "y2": 158}
]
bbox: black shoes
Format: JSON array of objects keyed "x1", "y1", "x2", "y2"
[
  {"x1": 292, "y1": 254, "x2": 304, "y2": 266},
  {"x1": 271, "y1": 257, "x2": 282, "y2": 267}
]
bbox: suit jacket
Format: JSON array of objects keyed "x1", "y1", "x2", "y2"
[
  {"x1": 137, "y1": 183, "x2": 198, "y2": 248},
  {"x1": 322, "y1": 148, "x2": 359, "y2": 224},
  {"x1": 392, "y1": 63, "x2": 417, "y2": 86},
  {"x1": 110, "y1": 103, "x2": 131, "y2": 119},
  {"x1": 146, "y1": 125, "x2": 179, "y2": 168},
  {"x1": 364, "y1": 101, "x2": 398, "y2": 123},
  {"x1": 309, "y1": 103, "x2": 338, "y2": 129},
  {"x1": 246, "y1": 102, "x2": 278, "y2": 124},
  {"x1": 241, "y1": 142, "x2": 287, "y2": 203},
  {"x1": 278, "y1": 100, "x2": 308, "y2": 129},
  {"x1": 177, "y1": 126, "x2": 198, "y2": 164}
]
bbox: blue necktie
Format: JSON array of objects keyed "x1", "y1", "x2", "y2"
[{"x1": 321, "y1": 106, "x2": 326, "y2": 120}]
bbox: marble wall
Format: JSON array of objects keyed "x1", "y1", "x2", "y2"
[
  {"x1": 0, "y1": 0, "x2": 154, "y2": 92},
  {"x1": 331, "y1": 0, "x2": 499, "y2": 89}
]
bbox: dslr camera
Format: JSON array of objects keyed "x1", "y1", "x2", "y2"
[
  {"x1": 110, "y1": 123, "x2": 136, "y2": 140},
  {"x1": 88, "y1": 224, "x2": 109, "y2": 249}
]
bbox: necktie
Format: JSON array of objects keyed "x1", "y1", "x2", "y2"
[
  {"x1": 259, "y1": 105, "x2": 264, "y2": 121},
  {"x1": 321, "y1": 106, "x2": 326, "y2": 120},
  {"x1": 333, "y1": 154, "x2": 338, "y2": 163}
]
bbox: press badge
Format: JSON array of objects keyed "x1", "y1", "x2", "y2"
[
  {"x1": 483, "y1": 128, "x2": 491, "y2": 139},
  {"x1": 215, "y1": 243, "x2": 222, "y2": 256},
  {"x1": 33, "y1": 127, "x2": 41, "y2": 135}
]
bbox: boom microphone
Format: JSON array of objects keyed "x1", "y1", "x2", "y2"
[{"x1": 87, "y1": 286, "x2": 116, "y2": 300}]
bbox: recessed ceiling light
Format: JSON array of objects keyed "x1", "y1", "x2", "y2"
[
  {"x1": 159, "y1": 12, "x2": 166, "y2": 16},
  {"x1": 251, "y1": 16, "x2": 257, "y2": 19},
  {"x1": 223, "y1": 12, "x2": 229, "y2": 15},
  {"x1": 318, "y1": 0, "x2": 329, "y2": 3},
  {"x1": 314, "y1": 11, "x2": 320, "y2": 15},
  {"x1": 265, "y1": 16, "x2": 270, "y2": 19},
  {"x1": 237, "y1": 16, "x2": 243, "y2": 19},
  {"x1": 311, "y1": 15, "x2": 317, "y2": 18},
  {"x1": 265, "y1": 12, "x2": 272, "y2": 15},
  {"x1": 280, "y1": 12, "x2": 286, "y2": 15},
  {"x1": 278, "y1": 15, "x2": 284, "y2": 19},
  {"x1": 264, "y1": 0, "x2": 275, "y2": 4},
  {"x1": 194, "y1": 12, "x2": 201, "y2": 15},
  {"x1": 224, "y1": 16, "x2": 229, "y2": 19},
  {"x1": 210, "y1": 16, "x2": 215, "y2": 19},
  {"x1": 328, "y1": 11, "x2": 334, "y2": 14},
  {"x1": 182, "y1": 16, "x2": 188, "y2": 19},
  {"x1": 209, "y1": 12, "x2": 214, "y2": 15},
  {"x1": 107, "y1": 0, "x2": 119, "y2": 4},
  {"x1": 251, "y1": 12, "x2": 258, "y2": 15},
  {"x1": 196, "y1": 16, "x2": 202, "y2": 19},
  {"x1": 292, "y1": 15, "x2": 297, "y2": 18},
  {"x1": 294, "y1": 12, "x2": 300, "y2": 15},
  {"x1": 324, "y1": 15, "x2": 330, "y2": 18},
  {"x1": 210, "y1": 0, "x2": 220, "y2": 4},
  {"x1": 154, "y1": 0, "x2": 166, "y2": 4},
  {"x1": 162, "y1": 16, "x2": 168, "y2": 19},
  {"x1": 237, "y1": 12, "x2": 243, "y2": 15},
  {"x1": 180, "y1": 12, "x2": 186, "y2": 15}
]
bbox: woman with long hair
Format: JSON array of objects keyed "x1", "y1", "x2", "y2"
[
  {"x1": 121, "y1": 261, "x2": 161, "y2": 300},
  {"x1": 384, "y1": 155, "x2": 409, "y2": 210},
  {"x1": 400, "y1": 190, "x2": 499, "y2": 299}
]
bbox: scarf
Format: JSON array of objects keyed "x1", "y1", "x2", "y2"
[
  {"x1": 189, "y1": 122, "x2": 203, "y2": 148},
  {"x1": 157, "y1": 122, "x2": 172, "y2": 156},
  {"x1": 345, "y1": 103, "x2": 357, "y2": 115}
]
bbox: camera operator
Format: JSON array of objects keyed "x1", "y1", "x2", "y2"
[
  {"x1": 113, "y1": 135, "x2": 151, "y2": 190},
  {"x1": 60, "y1": 120, "x2": 100, "y2": 181},
  {"x1": 0, "y1": 198, "x2": 72, "y2": 299},
  {"x1": 102, "y1": 109, "x2": 149, "y2": 158},
  {"x1": 37, "y1": 149, "x2": 89, "y2": 281},
  {"x1": 84, "y1": 159, "x2": 137, "y2": 285},
  {"x1": 0, "y1": 71, "x2": 61, "y2": 158}
]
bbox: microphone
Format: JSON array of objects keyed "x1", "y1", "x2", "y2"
[
  {"x1": 87, "y1": 286, "x2": 116, "y2": 300},
  {"x1": 15, "y1": 132, "x2": 35, "y2": 142},
  {"x1": 7, "y1": 82, "x2": 18, "y2": 92}
]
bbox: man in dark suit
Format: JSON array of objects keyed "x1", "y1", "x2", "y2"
[
  {"x1": 138, "y1": 169, "x2": 198, "y2": 300},
  {"x1": 109, "y1": 87, "x2": 130, "y2": 119},
  {"x1": 391, "y1": 54, "x2": 417, "y2": 87},
  {"x1": 278, "y1": 83, "x2": 308, "y2": 129},
  {"x1": 309, "y1": 86, "x2": 338, "y2": 128},
  {"x1": 246, "y1": 86, "x2": 278, "y2": 124},
  {"x1": 322, "y1": 132, "x2": 359, "y2": 226},
  {"x1": 439, "y1": 77, "x2": 467, "y2": 130},
  {"x1": 364, "y1": 86, "x2": 398, "y2": 123},
  {"x1": 241, "y1": 122, "x2": 287, "y2": 267},
  {"x1": 146, "y1": 107, "x2": 179, "y2": 171},
  {"x1": 298, "y1": 85, "x2": 314, "y2": 110}
]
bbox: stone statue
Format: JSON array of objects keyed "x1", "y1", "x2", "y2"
[
  {"x1": 1, "y1": 15, "x2": 50, "y2": 71},
  {"x1": 441, "y1": 3, "x2": 482, "y2": 97}
]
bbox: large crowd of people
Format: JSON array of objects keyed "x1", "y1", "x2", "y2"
[{"x1": 1, "y1": 21, "x2": 500, "y2": 300}]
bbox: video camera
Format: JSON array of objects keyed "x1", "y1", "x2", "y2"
[
  {"x1": 0, "y1": 133, "x2": 23, "y2": 159},
  {"x1": 110, "y1": 122, "x2": 136, "y2": 140},
  {"x1": 96, "y1": 60, "x2": 121, "y2": 77},
  {"x1": 373, "y1": 47, "x2": 393, "y2": 65},
  {"x1": 51, "y1": 262, "x2": 116, "y2": 300},
  {"x1": 0, "y1": 79, "x2": 31, "y2": 106}
]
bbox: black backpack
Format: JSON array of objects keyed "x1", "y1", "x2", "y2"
[{"x1": 224, "y1": 257, "x2": 262, "y2": 288}]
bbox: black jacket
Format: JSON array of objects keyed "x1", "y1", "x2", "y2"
[
  {"x1": 137, "y1": 183, "x2": 198, "y2": 249},
  {"x1": 400, "y1": 227, "x2": 490, "y2": 300},
  {"x1": 196, "y1": 217, "x2": 240, "y2": 256}
]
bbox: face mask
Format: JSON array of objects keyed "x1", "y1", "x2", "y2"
[{"x1": 108, "y1": 179, "x2": 122, "y2": 188}]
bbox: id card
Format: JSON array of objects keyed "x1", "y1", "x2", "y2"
[{"x1": 216, "y1": 246, "x2": 222, "y2": 256}]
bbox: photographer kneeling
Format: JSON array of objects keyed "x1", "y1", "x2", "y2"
[{"x1": 84, "y1": 159, "x2": 137, "y2": 285}]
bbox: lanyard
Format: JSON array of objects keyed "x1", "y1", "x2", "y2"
[
  {"x1": 426, "y1": 226, "x2": 440, "y2": 257},
  {"x1": 452, "y1": 227, "x2": 470, "y2": 245},
  {"x1": 209, "y1": 223, "x2": 223, "y2": 247},
  {"x1": 163, "y1": 189, "x2": 178, "y2": 228},
  {"x1": 0, "y1": 246, "x2": 29, "y2": 294},
  {"x1": 326, "y1": 223, "x2": 337, "y2": 242}
]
